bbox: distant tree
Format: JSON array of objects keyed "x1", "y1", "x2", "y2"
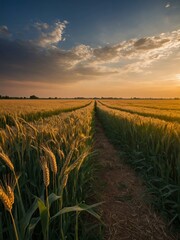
[{"x1": 30, "y1": 95, "x2": 39, "y2": 99}]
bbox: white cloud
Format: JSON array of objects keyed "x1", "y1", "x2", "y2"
[
  {"x1": 37, "y1": 20, "x2": 68, "y2": 47},
  {"x1": 90, "y1": 29, "x2": 180, "y2": 73},
  {"x1": 72, "y1": 44, "x2": 93, "y2": 60},
  {"x1": 165, "y1": 3, "x2": 171, "y2": 8}
]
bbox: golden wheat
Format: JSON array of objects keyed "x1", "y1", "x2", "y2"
[
  {"x1": 40, "y1": 156, "x2": 50, "y2": 187},
  {"x1": 0, "y1": 185, "x2": 13, "y2": 212},
  {"x1": 41, "y1": 146, "x2": 57, "y2": 175},
  {"x1": 0, "y1": 150, "x2": 14, "y2": 171}
]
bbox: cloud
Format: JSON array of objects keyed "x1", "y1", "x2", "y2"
[
  {"x1": 0, "y1": 38, "x2": 108, "y2": 84},
  {"x1": 165, "y1": 3, "x2": 171, "y2": 8},
  {"x1": 91, "y1": 35, "x2": 173, "y2": 65},
  {"x1": 0, "y1": 23, "x2": 180, "y2": 87},
  {"x1": 91, "y1": 29, "x2": 180, "y2": 73},
  {"x1": 72, "y1": 44, "x2": 93, "y2": 60},
  {"x1": 36, "y1": 20, "x2": 68, "y2": 47},
  {"x1": 133, "y1": 37, "x2": 170, "y2": 50},
  {"x1": 93, "y1": 45, "x2": 120, "y2": 61},
  {"x1": 0, "y1": 25, "x2": 11, "y2": 37}
]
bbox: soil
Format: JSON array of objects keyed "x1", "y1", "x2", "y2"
[{"x1": 94, "y1": 118, "x2": 179, "y2": 240}]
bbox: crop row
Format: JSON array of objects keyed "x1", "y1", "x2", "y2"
[
  {"x1": 100, "y1": 100, "x2": 180, "y2": 123},
  {"x1": 0, "y1": 100, "x2": 92, "y2": 129},
  {"x1": 101, "y1": 99, "x2": 180, "y2": 111}
]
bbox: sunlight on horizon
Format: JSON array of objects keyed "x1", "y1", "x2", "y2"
[{"x1": 0, "y1": 0, "x2": 180, "y2": 97}]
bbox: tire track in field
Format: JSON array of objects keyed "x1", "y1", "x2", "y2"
[{"x1": 94, "y1": 118, "x2": 178, "y2": 240}]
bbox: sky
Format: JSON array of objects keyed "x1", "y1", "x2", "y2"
[{"x1": 0, "y1": 0, "x2": 180, "y2": 98}]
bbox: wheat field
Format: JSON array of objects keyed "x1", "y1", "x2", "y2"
[{"x1": 0, "y1": 99, "x2": 180, "y2": 239}]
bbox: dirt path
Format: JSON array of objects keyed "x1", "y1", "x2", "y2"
[{"x1": 94, "y1": 118, "x2": 178, "y2": 240}]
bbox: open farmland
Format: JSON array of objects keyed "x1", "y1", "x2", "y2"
[{"x1": 0, "y1": 99, "x2": 180, "y2": 239}]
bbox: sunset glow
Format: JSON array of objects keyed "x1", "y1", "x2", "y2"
[{"x1": 0, "y1": 0, "x2": 180, "y2": 98}]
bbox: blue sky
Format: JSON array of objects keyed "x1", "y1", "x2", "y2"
[
  {"x1": 1, "y1": 0, "x2": 180, "y2": 46},
  {"x1": 0, "y1": 0, "x2": 180, "y2": 97}
]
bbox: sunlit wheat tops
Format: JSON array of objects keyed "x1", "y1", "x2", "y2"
[
  {"x1": 5, "y1": 175, "x2": 16, "y2": 204},
  {"x1": 41, "y1": 145, "x2": 57, "y2": 175},
  {"x1": 6, "y1": 185, "x2": 14, "y2": 205},
  {"x1": 39, "y1": 156, "x2": 50, "y2": 187},
  {"x1": 0, "y1": 174, "x2": 18, "y2": 240},
  {"x1": 0, "y1": 149, "x2": 14, "y2": 171},
  {"x1": 0, "y1": 175, "x2": 15, "y2": 212}
]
